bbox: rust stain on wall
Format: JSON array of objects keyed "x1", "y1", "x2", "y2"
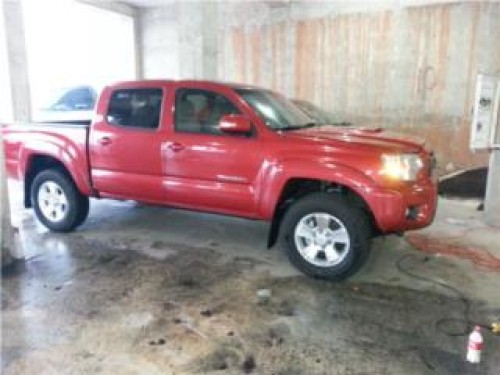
[
  {"x1": 248, "y1": 28, "x2": 262, "y2": 85},
  {"x1": 435, "y1": 6, "x2": 451, "y2": 115},
  {"x1": 267, "y1": 22, "x2": 286, "y2": 93},
  {"x1": 461, "y1": 3, "x2": 480, "y2": 127},
  {"x1": 374, "y1": 11, "x2": 392, "y2": 121},
  {"x1": 295, "y1": 20, "x2": 317, "y2": 101},
  {"x1": 231, "y1": 27, "x2": 246, "y2": 82}
]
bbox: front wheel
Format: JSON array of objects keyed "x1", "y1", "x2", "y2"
[
  {"x1": 281, "y1": 193, "x2": 371, "y2": 281},
  {"x1": 31, "y1": 169, "x2": 89, "y2": 232}
]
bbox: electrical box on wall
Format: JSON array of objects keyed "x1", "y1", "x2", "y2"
[{"x1": 470, "y1": 74, "x2": 500, "y2": 151}]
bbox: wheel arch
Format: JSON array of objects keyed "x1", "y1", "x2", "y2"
[
  {"x1": 266, "y1": 176, "x2": 378, "y2": 249},
  {"x1": 23, "y1": 154, "x2": 88, "y2": 208}
]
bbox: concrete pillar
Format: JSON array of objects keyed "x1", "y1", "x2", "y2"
[
  {"x1": 2, "y1": 0, "x2": 31, "y2": 122},
  {"x1": 1, "y1": 132, "x2": 17, "y2": 265},
  {"x1": 139, "y1": 4, "x2": 179, "y2": 79},
  {"x1": 139, "y1": 1, "x2": 220, "y2": 80},
  {"x1": 0, "y1": 1, "x2": 12, "y2": 122},
  {"x1": 485, "y1": 150, "x2": 500, "y2": 225},
  {"x1": 177, "y1": 2, "x2": 203, "y2": 79},
  {"x1": 133, "y1": 8, "x2": 143, "y2": 79},
  {"x1": 176, "y1": 1, "x2": 219, "y2": 80},
  {"x1": 1, "y1": 0, "x2": 31, "y2": 263}
]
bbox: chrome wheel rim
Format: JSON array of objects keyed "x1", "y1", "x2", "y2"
[
  {"x1": 37, "y1": 181, "x2": 68, "y2": 223},
  {"x1": 294, "y1": 212, "x2": 351, "y2": 267}
]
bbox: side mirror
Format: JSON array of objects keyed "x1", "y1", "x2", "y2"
[{"x1": 219, "y1": 114, "x2": 252, "y2": 134}]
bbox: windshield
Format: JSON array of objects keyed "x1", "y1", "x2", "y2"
[
  {"x1": 236, "y1": 89, "x2": 313, "y2": 130},
  {"x1": 293, "y1": 100, "x2": 331, "y2": 124},
  {"x1": 292, "y1": 99, "x2": 350, "y2": 126}
]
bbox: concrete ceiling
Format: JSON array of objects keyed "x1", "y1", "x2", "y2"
[
  {"x1": 117, "y1": 0, "x2": 472, "y2": 9},
  {"x1": 117, "y1": 0, "x2": 175, "y2": 7},
  {"x1": 117, "y1": 0, "x2": 292, "y2": 8}
]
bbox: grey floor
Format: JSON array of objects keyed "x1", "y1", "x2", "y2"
[{"x1": 2, "y1": 193, "x2": 500, "y2": 374}]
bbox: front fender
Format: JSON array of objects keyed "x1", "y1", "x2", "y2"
[{"x1": 257, "y1": 159, "x2": 377, "y2": 220}]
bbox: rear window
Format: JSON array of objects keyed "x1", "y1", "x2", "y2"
[{"x1": 106, "y1": 88, "x2": 163, "y2": 129}]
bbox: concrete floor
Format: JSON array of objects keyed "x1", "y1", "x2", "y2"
[{"x1": 2, "y1": 191, "x2": 500, "y2": 374}]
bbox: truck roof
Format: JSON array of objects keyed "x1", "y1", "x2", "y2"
[{"x1": 108, "y1": 79, "x2": 264, "y2": 91}]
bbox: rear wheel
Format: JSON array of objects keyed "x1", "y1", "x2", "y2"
[
  {"x1": 281, "y1": 192, "x2": 371, "y2": 281},
  {"x1": 31, "y1": 169, "x2": 89, "y2": 232}
]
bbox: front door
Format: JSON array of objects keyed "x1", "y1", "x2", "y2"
[{"x1": 162, "y1": 87, "x2": 263, "y2": 217}]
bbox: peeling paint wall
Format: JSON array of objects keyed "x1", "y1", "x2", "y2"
[{"x1": 218, "y1": 2, "x2": 500, "y2": 173}]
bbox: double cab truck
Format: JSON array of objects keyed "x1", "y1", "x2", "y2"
[{"x1": 2, "y1": 80, "x2": 437, "y2": 280}]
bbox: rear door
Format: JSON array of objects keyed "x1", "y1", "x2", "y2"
[
  {"x1": 89, "y1": 85, "x2": 167, "y2": 203},
  {"x1": 162, "y1": 86, "x2": 263, "y2": 217}
]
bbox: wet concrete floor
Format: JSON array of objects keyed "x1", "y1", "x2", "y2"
[{"x1": 2, "y1": 197, "x2": 500, "y2": 374}]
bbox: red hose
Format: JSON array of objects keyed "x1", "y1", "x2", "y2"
[{"x1": 406, "y1": 233, "x2": 500, "y2": 272}]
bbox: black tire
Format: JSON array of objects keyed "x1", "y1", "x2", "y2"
[
  {"x1": 281, "y1": 192, "x2": 371, "y2": 281},
  {"x1": 31, "y1": 169, "x2": 89, "y2": 232}
]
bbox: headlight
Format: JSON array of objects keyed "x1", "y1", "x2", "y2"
[{"x1": 381, "y1": 153, "x2": 423, "y2": 181}]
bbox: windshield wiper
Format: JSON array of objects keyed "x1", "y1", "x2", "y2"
[
  {"x1": 277, "y1": 122, "x2": 317, "y2": 131},
  {"x1": 331, "y1": 121, "x2": 352, "y2": 126}
]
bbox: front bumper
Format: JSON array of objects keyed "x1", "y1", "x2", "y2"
[{"x1": 364, "y1": 179, "x2": 438, "y2": 233}]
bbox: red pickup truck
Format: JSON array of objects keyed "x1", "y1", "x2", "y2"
[{"x1": 2, "y1": 80, "x2": 437, "y2": 280}]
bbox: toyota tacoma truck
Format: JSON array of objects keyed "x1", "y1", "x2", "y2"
[{"x1": 2, "y1": 80, "x2": 437, "y2": 280}]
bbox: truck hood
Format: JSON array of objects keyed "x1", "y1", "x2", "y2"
[{"x1": 282, "y1": 125, "x2": 426, "y2": 153}]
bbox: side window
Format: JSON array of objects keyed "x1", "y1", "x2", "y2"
[
  {"x1": 175, "y1": 88, "x2": 240, "y2": 135},
  {"x1": 107, "y1": 88, "x2": 163, "y2": 129}
]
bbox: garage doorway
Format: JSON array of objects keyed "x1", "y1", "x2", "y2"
[{"x1": 22, "y1": 0, "x2": 136, "y2": 119}]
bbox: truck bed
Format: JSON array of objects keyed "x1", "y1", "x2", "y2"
[{"x1": 2, "y1": 122, "x2": 91, "y2": 185}]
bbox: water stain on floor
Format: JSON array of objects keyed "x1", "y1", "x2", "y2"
[{"x1": 2, "y1": 235, "x2": 499, "y2": 374}]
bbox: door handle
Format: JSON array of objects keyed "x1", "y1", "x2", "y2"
[
  {"x1": 166, "y1": 142, "x2": 185, "y2": 152},
  {"x1": 98, "y1": 136, "x2": 112, "y2": 146}
]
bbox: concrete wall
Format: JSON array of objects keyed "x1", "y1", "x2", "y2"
[{"x1": 140, "y1": 1, "x2": 500, "y2": 173}]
